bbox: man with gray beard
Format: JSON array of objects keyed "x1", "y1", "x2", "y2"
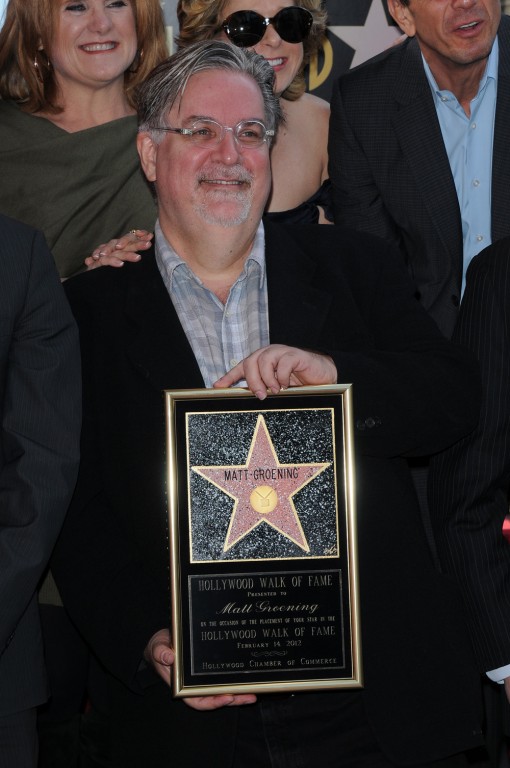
[{"x1": 52, "y1": 41, "x2": 485, "y2": 768}]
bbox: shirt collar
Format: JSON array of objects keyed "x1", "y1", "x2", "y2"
[
  {"x1": 422, "y1": 36, "x2": 499, "y2": 98},
  {"x1": 154, "y1": 219, "x2": 266, "y2": 290}
]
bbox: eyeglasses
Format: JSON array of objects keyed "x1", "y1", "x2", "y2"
[
  {"x1": 221, "y1": 7, "x2": 313, "y2": 48},
  {"x1": 155, "y1": 119, "x2": 274, "y2": 148}
]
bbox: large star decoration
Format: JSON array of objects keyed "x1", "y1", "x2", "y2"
[
  {"x1": 192, "y1": 414, "x2": 330, "y2": 553},
  {"x1": 329, "y1": 0, "x2": 401, "y2": 68}
]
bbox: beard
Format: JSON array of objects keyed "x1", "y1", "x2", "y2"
[{"x1": 193, "y1": 164, "x2": 255, "y2": 227}]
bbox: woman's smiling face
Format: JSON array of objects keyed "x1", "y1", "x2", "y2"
[
  {"x1": 220, "y1": 0, "x2": 304, "y2": 95},
  {"x1": 49, "y1": 0, "x2": 138, "y2": 95}
]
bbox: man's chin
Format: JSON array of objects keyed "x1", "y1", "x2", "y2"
[{"x1": 194, "y1": 200, "x2": 252, "y2": 228}]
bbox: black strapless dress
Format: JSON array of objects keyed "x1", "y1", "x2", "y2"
[{"x1": 263, "y1": 179, "x2": 333, "y2": 225}]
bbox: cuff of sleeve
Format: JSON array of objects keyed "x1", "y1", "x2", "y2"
[{"x1": 486, "y1": 663, "x2": 510, "y2": 684}]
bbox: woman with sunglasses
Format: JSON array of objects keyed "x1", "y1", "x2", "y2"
[
  {"x1": 88, "y1": 0, "x2": 329, "y2": 269},
  {"x1": 176, "y1": 0, "x2": 330, "y2": 225}
]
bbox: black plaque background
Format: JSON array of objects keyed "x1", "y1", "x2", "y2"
[
  {"x1": 167, "y1": 388, "x2": 360, "y2": 695},
  {"x1": 189, "y1": 568, "x2": 346, "y2": 680}
]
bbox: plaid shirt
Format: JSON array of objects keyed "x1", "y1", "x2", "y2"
[{"x1": 155, "y1": 220, "x2": 269, "y2": 387}]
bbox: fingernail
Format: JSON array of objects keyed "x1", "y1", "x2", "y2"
[
  {"x1": 255, "y1": 390, "x2": 267, "y2": 401},
  {"x1": 161, "y1": 652, "x2": 172, "y2": 665}
]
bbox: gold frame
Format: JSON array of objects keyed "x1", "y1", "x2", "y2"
[{"x1": 165, "y1": 384, "x2": 362, "y2": 697}]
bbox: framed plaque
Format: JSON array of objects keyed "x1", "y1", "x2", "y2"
[{"x1": 165, "y1": 384, "x2": 361, "y2": 697}]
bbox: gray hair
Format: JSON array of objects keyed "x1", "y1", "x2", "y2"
[{"x1": 137, "y1": 40, "x2": 283, "y2": 143}]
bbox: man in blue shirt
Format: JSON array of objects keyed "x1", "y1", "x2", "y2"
[
  {"x1": 329, "y1": 2, "x2": 510, "y2": 763},
  {"x1": 329, "y1": 0, "x2": 508, "y2": 340}
]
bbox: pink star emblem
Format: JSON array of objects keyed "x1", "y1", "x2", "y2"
[{"x1": 192, "y1": 415, "x2": 330, "y2": 552}]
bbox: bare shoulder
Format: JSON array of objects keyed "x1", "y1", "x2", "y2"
[
  {"x1": 291, "y1": 92, "x2": 330, "y2": 124},
  {"x1": 290, "y1": 94, "x2": 330, "y2": 182},
  {"x1": 283, "y1": 94, "x2": 330, "y2": 150}
]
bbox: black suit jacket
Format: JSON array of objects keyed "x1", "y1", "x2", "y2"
[
  {"x1": 329, "y1": 15, "x2": 510, "y2": 339},
  {"x1": 0, "y1": 215, "x2": 81, "y2": 715},
  {"x1": 430, "y1": 237, "x2": 510, "y2": 673},
  {"x1": 53, "y1": 223, "x2": 483, "y2": 765}
]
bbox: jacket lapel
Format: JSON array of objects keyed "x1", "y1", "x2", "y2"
[
  {"x1": 124, "y1": 249, "x2": 204, "y2": 392},
  {"x1": 392, "y1": 39, "x2": 463, "y2": 273}
]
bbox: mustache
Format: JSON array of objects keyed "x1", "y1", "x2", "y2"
[{"x1": 197, "y1": 164, "x2": 253, "y2": 184}]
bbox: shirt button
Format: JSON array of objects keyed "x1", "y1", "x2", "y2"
[
  {"x1": 471, "y1": 122, "x2": 477, "y2": 129},
  {"x1": 473, "y1": 179, "x2": 480, "y2": 187},
  {"x1": 476, "y1": 235, "x2": 484, "y2": 243},
  {"x1": 441, "y1": 95, "x2": 448, "y2": 102},
  {"x1": 230, "y1": 359, "x2": 238, "y2": 368}
]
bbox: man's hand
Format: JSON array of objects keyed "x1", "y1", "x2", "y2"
[
  {"x1": 214, "y1": 345, "x2": 337, "y2": 400},
  {"x1": 144, "y1": 629, "x2": 257, "y2": 710},
  {"x1": 144, "y1": 628, "x2": 174, "y2": 687}
]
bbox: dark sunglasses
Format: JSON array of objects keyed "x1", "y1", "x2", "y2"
[{"x1": 222, "y1": 7, "x2": 313, "y2": 48}]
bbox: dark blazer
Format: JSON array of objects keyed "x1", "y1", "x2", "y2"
[
  {"x1": 430, "y1": 237, "x2": 510, "y2": 673},
  {"x1": 329, "y1": 15, "x2": 510, "y2": 339},
  {"x1": 53, "y1": 223, "x2": 483, "y2": 765},
  {"x1": 0, "y1": 215, "x2": 81, "y2": 716}
]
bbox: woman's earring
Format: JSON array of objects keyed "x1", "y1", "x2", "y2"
[
  {"x1": 33, "y1": 55, "x2": 43, "y2": 83},
  {"x1": 34, "y1": 49, "x2": 51, "y2": 82}
]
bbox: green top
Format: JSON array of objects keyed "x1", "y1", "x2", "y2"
[{"x1": 0, "y1": 100, "x2": 157, "y2": 278}]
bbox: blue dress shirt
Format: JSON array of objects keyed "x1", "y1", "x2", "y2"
[{"x1": 422, "y1": 40, "x2": 498, "y2": 294}]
